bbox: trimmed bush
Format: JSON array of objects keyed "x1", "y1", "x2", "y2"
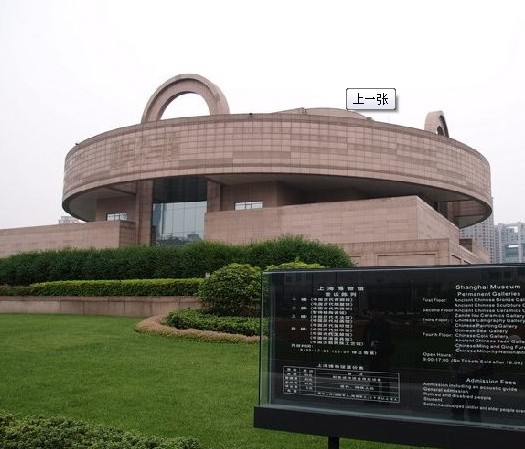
[
  {"x1": 265, "y1": 259, "x2": 325, "y2": 270},
  {"x1": 0, "y1": 411, "x2": 200, "y2": 449},
  {"x1": 0, "y1": 236, "x2": 352, "y2": 286},
  {"x1": 198, "y1": 263, "x2": 261, "y2": 317},
  {"x1": 174, "y1": 241, "x2": 242, "y2": 278},
  {"x1": 165, "y1": 309, "x2": 260, "y2": 336},
  {"x1": 24, "y1": 278, "x2": 203, "y2": 297},
  {"x1": 244, "y1": 235, "x2": 350, "y2": 269}
]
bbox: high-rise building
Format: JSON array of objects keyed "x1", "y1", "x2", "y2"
[
  {"x1": 460, "y1": 214, "x2": 496, "y2": 262},
  {"x1": 494, "y1": 222, "x2": 525, "y2": 263},
  {"x1": 461, "y1": 218, "x2": 525, "y2": 264},
  {"x1": 58, "y1": 215, "x2": 82, "y2": 224}
]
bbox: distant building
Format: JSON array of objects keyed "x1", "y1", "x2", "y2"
[
  {"x1": 460, "y1": 218, "x2": 525, "y2": 264},
  {"x1": 58, "y1": 215, "x2": 82, "y2": 224},
  {"x1": 460, "y1": 214, "x2": 496, "y2": 263},
  {"x1": 494, "y1": 222, "x2": 525, "y2": 263}
]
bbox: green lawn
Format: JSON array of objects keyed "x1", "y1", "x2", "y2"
[{"x1": 0, "y1": 314, "x2": 428, "y2": 449}]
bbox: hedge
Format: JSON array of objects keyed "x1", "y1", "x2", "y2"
[
  {"x1": 265, "y1": 260, "x2": 325, "y2": 270},
  {"x1": 0, "y1": 236, "x2": 352, "y2": 286},
  {"x1": 0, "y1": 412, "x2": 200, "y2": 449},
  {"x1": 0, "y1": 278, "x2": 203, "y2": 297},
  {"x1": 165, "y1": 309, "x2": 260, "y2": 337}
]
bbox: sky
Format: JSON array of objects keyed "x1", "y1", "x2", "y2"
[{"x1": 0, "y1": 0, "x2": 524, "y2": 229}]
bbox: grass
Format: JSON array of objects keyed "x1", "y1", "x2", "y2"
[{"x1": 0, "y1": 314, "x2": 430, "y2": 449}]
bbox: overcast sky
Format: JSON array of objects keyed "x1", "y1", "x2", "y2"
[{"x1": 0, "y1": 0, "x2": 523, "y2": 229}]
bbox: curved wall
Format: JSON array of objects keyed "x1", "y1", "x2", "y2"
[{"x1": 63, "y1": 112, "x2": 492, "y2": 227}]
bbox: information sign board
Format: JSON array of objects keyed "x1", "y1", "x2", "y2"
[{"x1": 255, "y1": 265, "x2": 525, "y2": 448}]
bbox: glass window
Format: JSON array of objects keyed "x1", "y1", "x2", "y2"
[
  {"x1": 235, "y1": 201, "x2": 263, "y2": 210},
  {"x1": 152, "y1": 201, "x2": 206, "y2": 246},
  {"x1": 106, "y1": 212, "x2": 128, "y2": 221},
  {"x1": 151, "y1": 177, "x2": 207, "y2": 246}
]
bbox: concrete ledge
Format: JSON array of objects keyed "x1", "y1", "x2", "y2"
[{"x1": 0, "y1": 296, "x2": 200, "y2": 317}]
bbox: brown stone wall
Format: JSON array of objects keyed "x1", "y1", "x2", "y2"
[
  {"x1": 95, "y1": 196, "x2": 136, "y2": 222},
  {"x1": 219, "y1": 181, "x2": 303, "y2": 211},
  {"x1": 0, "y1": 221, "x2": 136, "y2": 258},
  {"x1": 204, "y1": 195, "x2": 489, "y2": 266},
  {"x1": 0, "y1": 296, "x2": 200, "y2": 317},
  {"x1": 63, "y1": 113, "x2": 492, "y2": 225},
  {"x1": 344, "y1": 238, "x2": 488, "y2": 267},
  {"x1": 415, "y1": 199, "x2": 460, "y2": 240},
  {"x1": 205, "y1": 196, "x2": 457, "y2": 246}
]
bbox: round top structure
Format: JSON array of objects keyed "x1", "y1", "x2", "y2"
[{"x1": 63, "y1": 74, "x2": 492, "y2": 231}]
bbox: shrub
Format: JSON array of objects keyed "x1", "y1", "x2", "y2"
[
  {"x1": 198, "y1": 263, "x2": 261, "y2": 316},
  {"x1": 25, "y1": 278, "x2": 203, "y2": 297},
  {"x1": 245, "y1": 235, "x2": 351, "y2": 268},
  {"x1": 0, "y1": 411, "x2": 200, "y2": 449},
  {"x1": 175, "y1": 241, "x2": 242, "y2": 278},
  {"x1": 0, "y1": 285, "x2": 28, "y2": 296},
  {"x1": 265, "y1": 259, "x2": 325, "y2": 270},
  {"x1": 165, "y1": 309, "x2": 260, "y2": 336}
]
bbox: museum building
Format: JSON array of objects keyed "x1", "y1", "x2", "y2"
[{"x1": 1, "y1": 74, "x2": 492, "y2": 265}]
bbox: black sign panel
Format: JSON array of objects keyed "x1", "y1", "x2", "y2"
[{"x1": 256, "y1": 265, "x2": 525, "y2": 447}]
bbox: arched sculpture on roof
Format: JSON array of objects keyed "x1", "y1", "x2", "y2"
[
  {"x1": 141, "y1": 74, "x2": 230, "y2": 123},
  {"x1": 424, "y1": 111, "x2": 449, "y2": 137}
]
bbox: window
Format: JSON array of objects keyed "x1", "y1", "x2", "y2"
[
  {"x1": 106, "y1": 212, "x2": 128, "y2": 221},
  {"x1": 151, "y1": 177, "x2": 207, "y2": 247},
  {"x1": 152, "y1": 201, "x2": 206, "y2": 246},
  {"x1": 234, "y1": 201, "x2": 263, "y2": 211}
]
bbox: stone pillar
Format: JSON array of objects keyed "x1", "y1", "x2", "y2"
[
  {"x1": 207, "y1": 181, "x2": 221, "y2": 212},
  {"x1": 135, "y1": 180, "x2": 154, "y2": 245}
]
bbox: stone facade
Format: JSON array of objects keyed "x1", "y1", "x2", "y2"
[
  {"x1": 0, "y1": 221, "x2": 135, "y2": 258},
  {"x1": 0, "y1": 295, "x2": 199, "y2": 317},
  {"x1": 0, "y1": 75, "x2": 492, "y2": 265}
]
